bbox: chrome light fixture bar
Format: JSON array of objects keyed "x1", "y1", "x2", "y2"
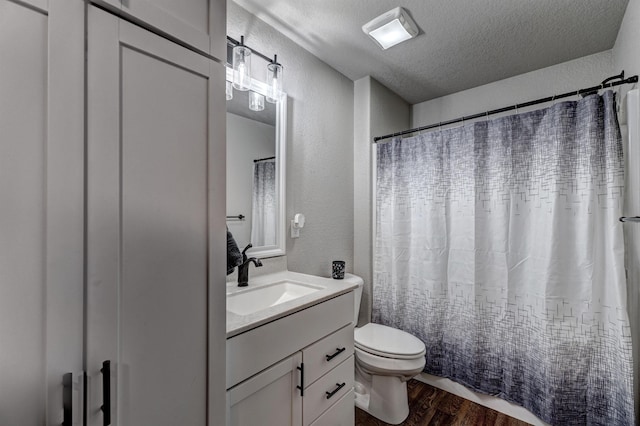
[
  {"x1": 362, "y1": 7, "x2": 419, "y2": 50},
  {"x1": 227, "y1": 36, "x2": 284, "y2": 104}
]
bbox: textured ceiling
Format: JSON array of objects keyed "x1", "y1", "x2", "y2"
[{"x1": 231, "y1": 0, "x2": 629, "y2": 104}]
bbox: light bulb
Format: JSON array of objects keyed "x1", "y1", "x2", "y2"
[
  {"x1": 249, "y1": 91, "x2": 265, "y2": 111},
  {"x1": 232, "y1": 45, "x2": 251, "y2": 91},
  {"x1": 225, "y1": 81, "x2": 233, "y2": 100},
  {"x1": 266, "y1": 61, "x2": 282, "y2": 103}
]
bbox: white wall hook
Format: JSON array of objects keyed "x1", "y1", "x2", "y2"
[{"x1": 291, "y1": 213, "x2": 305, "y2": 238}]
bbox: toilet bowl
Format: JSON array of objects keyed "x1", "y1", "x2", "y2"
[{"x1": 343, "y1": 275, "x2": 426, "y2": 425}]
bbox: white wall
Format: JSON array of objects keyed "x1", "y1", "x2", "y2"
[
  {"x1": 226, "y1": 112, "x2": 275, "y2": 249},
  {"x1": 228, "y1": 1, "x2": 354, "y2": 277},
  {"x1": 613, "y1": 0, "x2": 640, "y2": 420},
  {"x1": 412, "y1": 51, "x2": 615, "y2": 127},
  {"x1": 614, "y1": 0, "x2": 640, "y2": 78},
  {"x1": 354, "y1": 76, "x2": 410, "y2": 325}
]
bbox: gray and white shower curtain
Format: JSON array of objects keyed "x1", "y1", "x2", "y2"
[
  {"x1": 374, "y1": 91, "x2": 634, "y2": 425},
  {"x1": 251, "y1": 159, "x2": 276, "y2": 246}
]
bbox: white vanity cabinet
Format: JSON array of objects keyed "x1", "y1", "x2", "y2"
[
  {"x1": 91, "y1": 0, "x2": 226, "y2": 59},
  {"x1": 227, "y1": 292, "x2": 355, "y2": 426}
]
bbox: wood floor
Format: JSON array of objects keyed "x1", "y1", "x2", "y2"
[{"x1": 355, "y1": 379, "x2": 532, "y2": 426}]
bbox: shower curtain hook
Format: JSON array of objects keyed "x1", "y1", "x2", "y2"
[
  {"x1": 485, "y1": 111, "x2": 489, "y2": 122},
  {"x1": 439, "y1": 122, "x2": 442, "y2": 132}
]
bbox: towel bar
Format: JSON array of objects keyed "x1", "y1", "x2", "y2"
[{"x1": 619, "y1": 216, "x2": 640, "y2": 223}]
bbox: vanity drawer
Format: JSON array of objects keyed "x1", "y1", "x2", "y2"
[
  {"x1": 303, "y1": 355, "x2": 354, "y2": 426},
  {"x1": 309, "y1": 389, "x2": 354, "y2": 426},
  {"x1": 303, "y1": 323, "x2": 354, "y2": 385}
]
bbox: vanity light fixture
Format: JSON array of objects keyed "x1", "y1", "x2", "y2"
[
  {"x1": 249, "y1": 91, "x2": 265, "y2": 111},
  {"x1": 232, "y1": 35, "x2": 251, "y2": 91},
  {"x1": 362, "y1": 7, "x2": 419, "y2": 50},
  {"x1": 266, "y1": 55, "x2": 283, "y2": 103},
  {"x1": 225, "y1": 81, "x2": 233, "y2": 100}
]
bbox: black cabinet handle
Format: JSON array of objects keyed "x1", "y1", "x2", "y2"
[
  {"x1": 325, "y1": 347, "x2": 346, "y2": 362},
  {"x1": 63, "y1": 373, "x2": 73, "y2": 426},
  {"x1": 100, "y1": 360, "x2": 111, "y2": 426},
  {"x1": 296, "y1": 363, "x2": 304, "y2": 397},
  {"x1": 325, "y1": 382, "x2": 346, "y2": 399}
]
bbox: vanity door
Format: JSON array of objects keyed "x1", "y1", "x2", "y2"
[
  {"x1": 227, "y1": 352, "x2": 303, "y2": 426},
  {"x1": 86, "y1": 6, "x2": 226, "y2": 426}
]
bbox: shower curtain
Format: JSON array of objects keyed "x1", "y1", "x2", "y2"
[
  {"x1": 373, "y1": 91, "x2": 634, "y2": 425},
  {"x1": 251, "y1": 159, "x2": 276, "y2": 246}
]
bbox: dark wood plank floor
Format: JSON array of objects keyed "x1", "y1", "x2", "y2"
[{"x1": 355, "y1": 379, "x2": 532, "y2": 426}]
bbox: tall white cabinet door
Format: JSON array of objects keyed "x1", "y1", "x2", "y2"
[
  {"x1": 86, "y1": 6, "x2": 226, "y2": 426},
  {"x1": 92, "y1": 0, "x2": 226, "y2": 59},
  {"x1": 227, "y1": 352, "x2": 303, "y2": 426},
  {"x1": 0, "y1": 0, "x2": 85, "y2": 424}
]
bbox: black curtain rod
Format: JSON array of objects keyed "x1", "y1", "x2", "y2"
[
  {"x1": 254, "y1": 156, "x2": 276, "y2": 163},
  {"x1": 227, "y1": 36, "x2": 280, "y2": 66},
  {"x1": 373, "y1": 72, "x2": 639, "y2": 143}
]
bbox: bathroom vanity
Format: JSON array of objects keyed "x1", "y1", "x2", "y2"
[{"x1": 226, "y1": 271, "x2": 358, "y2": 426}]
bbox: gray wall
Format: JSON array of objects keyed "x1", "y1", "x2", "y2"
[
  {"x1": 228, "y1": 1, "x2": 355, "y2": 277},
  {"x1": 613, "y1": 0, "x2": 640, "y2": 420},
  {"x1": 614, "y1": 0, "x2": 640, "y2": 77},
  {"x1": 353, "y1": 76, "x2": 410, "y2": 325},
  {"x1": 412, "y1": 51, "x2": 615, "y2": 126}
]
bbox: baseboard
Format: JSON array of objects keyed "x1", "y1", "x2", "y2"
[{"x1": 414, "y1": 373, "x2": 549, "y2": 426}]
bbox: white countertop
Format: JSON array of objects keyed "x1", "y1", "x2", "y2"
[{"x1": 226, "y1": 271, "x2": 360, "y2": 338}]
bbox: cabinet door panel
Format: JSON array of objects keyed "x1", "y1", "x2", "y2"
[
  {"x1": 0, "y1": 4, "x2": 47, "y2": 423},
  {"x1": 87, "y1": 7, "x2": 225, "y2": 426},
  {"x1": 0, "y1": 0, "x2": 84, "y2": 424},
  {"x1": 227, "y1": 352, "x2": 303, "y2": 426},
  {"x1": 92, "y1": 0, "x2": 226, "y2": 59}
]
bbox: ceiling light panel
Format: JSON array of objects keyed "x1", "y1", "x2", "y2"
[{"x1": 362, "y1": 7, "x2": 419, "y2": 50}]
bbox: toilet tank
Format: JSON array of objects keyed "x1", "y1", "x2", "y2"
[{"x1": 342, "y1": 274, "x2": 364, "y2": 325}]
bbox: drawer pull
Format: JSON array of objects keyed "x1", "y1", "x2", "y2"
[
  {"x1": 296, "y1": 363, "x2": 304, "y2": 397},
  {"x1": 325, "y1": 382, "x2": 346, "y2": 399},
  {"x1": 325, "y1": 347, "x2": 346, "y2": 361},
  {"x1": 100, "y1": 360, "x2": 111, "y2": 426}
]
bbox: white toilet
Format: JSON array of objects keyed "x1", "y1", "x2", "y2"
[{"x1": 344, "y1": 274, "x2": 426, "y2": 425}]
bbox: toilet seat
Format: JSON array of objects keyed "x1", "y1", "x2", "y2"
[
  {"x1": 355, "y1": 346, "x2": 426, "y2": 378},
  {"x1": 355, "y1": 323, "x2": 426, "y2": 360}
]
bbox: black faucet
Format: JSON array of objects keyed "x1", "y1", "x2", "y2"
[{"x1": 237, "y1": 243, "x2": 263, "y2": 287}]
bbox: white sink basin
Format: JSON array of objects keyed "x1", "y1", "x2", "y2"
[{"x1": 227, "y1": 281, "x2": 324, "y2": 316}]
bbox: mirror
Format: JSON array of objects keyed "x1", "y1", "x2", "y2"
[{"x1": 226, "y1": 67, "x2": 287, "y2": 258}]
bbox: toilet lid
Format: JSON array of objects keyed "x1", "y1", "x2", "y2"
[{"x1": 354, "y1": 323, "x2": 425, "y2": 358}]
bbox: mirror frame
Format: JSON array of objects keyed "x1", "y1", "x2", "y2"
[{"x1": 226, "y1": 67, "x2": 287, "y2": 258}]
